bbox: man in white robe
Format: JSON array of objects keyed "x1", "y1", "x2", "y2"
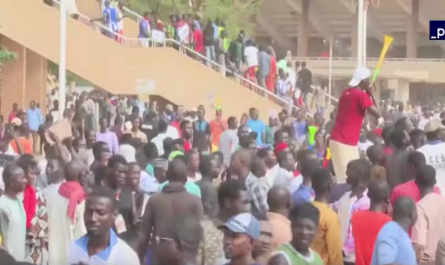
[{"x1": 44, "y1": 160, "x2": 86, "y2": 265}]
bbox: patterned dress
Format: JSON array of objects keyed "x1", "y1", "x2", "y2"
[
  {"x1": 24, "y1": 189, "x2": 49, "y2": 265},
  {"x1": 197, "y1": 219, "x2": 224, "y2": 265}
]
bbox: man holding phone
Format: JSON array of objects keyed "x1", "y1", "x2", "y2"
[{"x1": 329, "y1": 66, "x2": 381, "y2": 183}]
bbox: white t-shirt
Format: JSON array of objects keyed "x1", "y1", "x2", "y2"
[
  {"x1": 357, "y1": 140, "x2": 373, "y2": 156},
  {"x1": 287, "y1": 68, "x2": 296, "y2": 89},
  {"x1": 265, "y1": 164, "x2": 280, "y2": 187},
  {"x1": 116, "y1": 7, "x2": 124, "y2": 31},
  {"x1": 417, "y1": 142, "x2": 445, "y2": 190},
  {"x1": 244, "y1": 46, "x2": 259, "y2": 67},
  {"x1": 66, "y1": 0, "x2": 79, "y2": 14},
  {"x1": 289, "y1": 174, "x2": 304, "y2": 193},
  {"x1": 418, "y1": 117, "x2": 430, "y2": 130},
  {"x1": 117, "y1": 144, "x2": 136, "y2": 163},
  {"x1": 51, "y1": 111, "x2": 60, "y2": 122},
  {"x1": 150, "y1": 126, "x2": 180, "y2": 156},
  {"x1": 188, "y1": 172, "x2": 202, "y2": 182},
  {"x1": 177, "y1": 24, "x2": 190, "y2": 43},
  {"x1": 275, "y1": 167, "x2": 294, "y2": 187}
]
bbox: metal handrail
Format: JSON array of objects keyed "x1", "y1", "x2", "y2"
[
  {"x1": 119, "y1": 7, "x2": 341, "y2": 107},
  {"x1": 122, "y1": 6, "x2": 144, "y2": 22},
  {"x1": 120, "y1": 6, "x2": 341, "y2": 107},
  {"x1": 292, "y1": 56, "x2": 445, "y2": 62},
  {"x1": 53, "y1": 1, "x2": 333, "y2": 115}
]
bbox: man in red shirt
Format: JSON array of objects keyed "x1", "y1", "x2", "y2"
[
  {"x1": 180, "y1": 120, "x2": 193, "y2": 152},
  {"x1": 352, "y1": 180, "x2": 391, "y2": 265},
  {"x1": 8, "y1": 103, "x2": 19, "y2": 123},
  {"x1": 191, "y1": 23, "x2": 203, "y2": 56},
  {"x1": 391, "y1": 152, "x2": 441, "y2": 205},
  {"x1": 330, "y1": 66, "x2": 381, "y2": 182}
]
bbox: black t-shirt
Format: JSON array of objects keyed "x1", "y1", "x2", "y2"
[
  {"x1": 298, "y1": 68, "x2": 312, "y2": 90},
  {"x1": 203, "y1": 26, "x2": 215, "y2": 46},
  {"x1": 140, "y1": 122, "x2": 158, "y2": 142},
  {"x1": 192, "y1": 120, "x2": 211, "y2": 153}
]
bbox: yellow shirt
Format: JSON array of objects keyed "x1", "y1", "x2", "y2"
[{"x1": 311, "y1": 201, "x2": 344, "y2": 265}]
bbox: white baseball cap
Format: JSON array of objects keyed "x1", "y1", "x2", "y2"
[{"x1": 348, "y1": 66, "x2": 371, "y2": 87}]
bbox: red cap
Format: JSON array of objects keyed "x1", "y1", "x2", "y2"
[{"x1": 274, "y1": 142, "x2": 289, "y2": 156}]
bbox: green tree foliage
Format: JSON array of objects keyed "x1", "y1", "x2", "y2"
[
  {"x1": 0, "y1": 45, "x2": 16, "y2": 66},
  {"x1": 127, "y1": 0, "x2": 261, "y2": 39},
  {"x1": 203, "y1": 0, "x2": 260, "y2": 38},
  {"x1": 0, "y1": 39, "x2": 16, "y2": 67}
]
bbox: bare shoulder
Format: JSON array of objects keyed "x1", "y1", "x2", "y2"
[{"x1": 268, "y1": 253, "x2": 289, "y2": 265}]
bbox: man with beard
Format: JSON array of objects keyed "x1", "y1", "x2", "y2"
[{"x1": 67, "y1": 186, "x2": 139, "y2": 264}]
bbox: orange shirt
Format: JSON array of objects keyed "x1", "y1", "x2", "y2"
[
  {"x1": 210, "y1": 119, "x2": 227, "y2": 146},
  {"x1": 10, "y1": 137, "x2": 33, "y2": 154}
]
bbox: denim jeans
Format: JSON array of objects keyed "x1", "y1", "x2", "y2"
[{"x1": 205, "y1": 45, "x2": 215, "y2": 61}]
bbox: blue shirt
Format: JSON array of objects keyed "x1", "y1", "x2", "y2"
[
  {"x1": 69, "y1": 229, "x2": 140, "y2": 264},
  {"x1": 212, "y1": 23, "x2": 219, "y2": 39},
  {"x1": 75, "y1": 229, "x2": 117, "y2": 261},
  {"x1": 103, "y1": 7, "x2": 117, "y2": 31},
  {"x1": 246, "y1": 119, "x2": 266, "y2": 146},
  {"x1": 370, "y1": 221, "x2": 416, "y2": 265},
  {"x1": 26, "y1": 108, "x2": 42, "y2": 132},
  {"x1": 139, "y1": 19, "x2": 149, "y2": 38},
  {"x1": 292, "y1": 184, "x2": 314, "y2": 206},
  {"x1": 292, "y1": 120, "x2": 307, "y2": 140}
]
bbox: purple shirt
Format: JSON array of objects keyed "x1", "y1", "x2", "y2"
[{"x1": 96, "y1": 131, "x2": 119, "y2": 154}]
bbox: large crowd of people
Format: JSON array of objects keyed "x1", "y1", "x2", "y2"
[
  {"x1": 7, "y1": 1, "x2": 445, "y2": 265},
  {"x1": 0, "y1": 65, "x2": 445, "y2": 265}
]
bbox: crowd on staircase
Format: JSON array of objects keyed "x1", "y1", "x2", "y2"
[{"x1": 79, "y1": 0, "x2": 327, "y2": 115}]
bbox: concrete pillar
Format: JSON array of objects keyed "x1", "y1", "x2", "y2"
[
  {"x1": 388, "y1": 79, "x2": 410, "y2": 103},
  {"x1": 406, "y1": 0, "x2": 419, "y2": 58},
  {"x1": 297, "y1": 0, "x2": 309, "y2": 56},
  {"x1": 351, "y1": 13, "x2": 358, "y2": 57},
  {"x1": 1, "y1": 36, "x2": 47, "y2": 115},
  {"x1": 25, "y1": 49, "x2": 47, "y2": 114}
]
